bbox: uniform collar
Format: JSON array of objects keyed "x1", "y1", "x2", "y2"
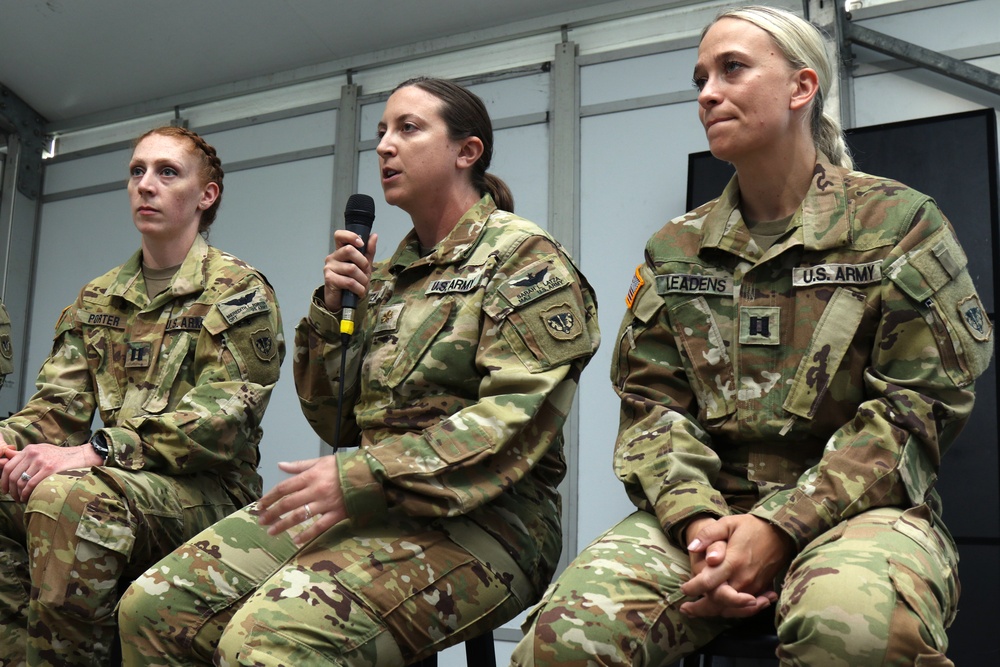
[
  {"x1": 700, "y1": 160, "x2": 853, "y2": 259},
  {"x1": 108, "y1": 234, "x2": 211, "y2": 303},
  {"x1": 387, "y1": 194, "x2": 496, "y2": 273}
]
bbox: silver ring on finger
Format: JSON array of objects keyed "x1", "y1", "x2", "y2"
[
  {"x1": 20, "y1": 472, "x2": 31, "y2": 482},
  {"x1": 304, "y1": 503, "x2": 312, "y2": 520}
]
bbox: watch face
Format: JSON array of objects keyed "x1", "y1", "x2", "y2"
[{"x1": 92, "y1": 434, "x2": 109, "y2": 459}]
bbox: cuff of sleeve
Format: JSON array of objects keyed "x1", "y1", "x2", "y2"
[
  {"x1": 308, "y1": 287, "x2": 343, "y2": 340},
  {"x1": 99, "y1": 427, "x2": 143, "y2": 470},
  {"x1": 750, "y1": 488, "x2": 836, "y2": 551},
  {"x1": 337, "y1": 448, "x2": 388, "y2": 528},
  {"x1": 658, "y1": 483, "x2": 729, "y2": 548}
]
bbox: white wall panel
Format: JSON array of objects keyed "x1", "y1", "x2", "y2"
[
  {"x1": 207, "y1": 155, "x2": 335, "y2": 491},
  {"x1": 581, "y1": 47, "x2": 697, "y2": 106},
  {"x1": 205, "y1": 110, "x2": 337, "y2": 164},
  {"x1": 577, "y1": 100, "x2": 709, "y2": 547},
  {"x1": 43, "y1": 148, "x2": 132, "y2": 195}
]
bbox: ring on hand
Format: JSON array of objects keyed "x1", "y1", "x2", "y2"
[
  {"x1": 304, "y1": 503, "x2": 312, "y2": 520},
  {"x1": 20, "y1": 472, "x2": 31, "y2": 482}
]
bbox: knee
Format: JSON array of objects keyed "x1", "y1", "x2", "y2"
[
  {"x1": 777, "y1": 564, "x2": 951, "y2": 666},
  {"x1": 117, "y1": 575, "x2": 158, "y2": 638}
]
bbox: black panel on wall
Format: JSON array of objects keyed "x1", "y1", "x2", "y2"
[{"x1": 686, "y1": 109, "x2": 999, "y2": 664}]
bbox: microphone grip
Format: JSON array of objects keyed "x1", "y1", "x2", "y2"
[{"x1": 340, "y1": 221, "x2": 372, "y2": 338}]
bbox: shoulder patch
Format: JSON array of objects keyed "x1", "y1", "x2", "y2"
[
  {"x1": 540, "y1": 303, "x2": 582, "y2": 341},
  {"x1": 625, "y1": 264, "x2": 645, "y2": 309},
  {"x1": 216, "y1": 287, "x2": 270, "y2": 325},
  {"x1": 250, "y1": 327, "x2": 279, "y2": 361},
  {"x1": 499, "y1": 259, "x2": 571, "y2": 308},
  {"x1": 958, "y1": 293, "x2": 992, "y2": 342}
]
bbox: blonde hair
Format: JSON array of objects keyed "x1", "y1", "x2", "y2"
[{"x1": 705, "y1": 4, "x2": 854, "y2": 169}]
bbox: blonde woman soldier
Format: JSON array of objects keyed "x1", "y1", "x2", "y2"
[{"x1": 512, "y1": 6, "x2": 991, "y2": 666}]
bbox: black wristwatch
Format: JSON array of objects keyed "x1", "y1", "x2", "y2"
[{"x1": 90, "y1": 431, "x2": 110, "y2": 461}]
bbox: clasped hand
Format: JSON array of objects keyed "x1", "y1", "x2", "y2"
[{"x1": 679, "y1": 514, "x2": 793, "y2": 619}]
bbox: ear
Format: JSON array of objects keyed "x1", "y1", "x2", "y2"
[
  {"x1": 456, "y1": 136, "x2": 484, "y2": 170},
  {"x1": 198, "y1": 182, "x2": 220, "y2": 210},
  {"x1": 789, "y1": 67, "x2": 820, "y2": 112}
]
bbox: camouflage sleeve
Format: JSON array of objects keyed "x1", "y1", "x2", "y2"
[
  {"x1": 0, "y1": 304, "x2": 96, "y2": 448},
  {"x1": 611, "y1": 261, "x2": 730, "y2": 546},
  {"x1": 337, "y1": 236, "x2": 599, "y2": 527},
  {"x1": 103, "y1": 276, "x2": 286, "y2": 474},
  {"x1": 293, "y1": 287, "x2": 363, "y2": 449},
  {"x1": 752, "y1": 203, "x2": 994, "y2": 550},
  {"x1": 2, "y1": 276, "x2": 286, "y2": 474}
]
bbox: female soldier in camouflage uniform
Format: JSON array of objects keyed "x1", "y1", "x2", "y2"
[
  {"x1": 0, "y1": 126, "x2": 284, "y2": 667},
  {"x1": 118, "y1": 78, "x2": 600, "y2": 665},
  {"x1": 512, "y1": 6, "x2": 992, "y2": 667}
]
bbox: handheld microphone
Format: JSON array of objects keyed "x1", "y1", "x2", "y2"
[{"x1": 340, "y1": 194, "x2": 376, "y2": 338}]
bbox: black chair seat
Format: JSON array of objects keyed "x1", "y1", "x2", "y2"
[
  {"x1": 410, "y1": 629, "x2": 496, "y2": 667},
  {"x1": 681, "y1": 609, "x2": 779, "y2": 666}
]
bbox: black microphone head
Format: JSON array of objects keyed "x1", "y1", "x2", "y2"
[{"x1": 345, "y1": 194, "x2": 375, "y2": 228}]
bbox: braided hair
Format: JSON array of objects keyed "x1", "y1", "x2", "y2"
[{"x1": 133, "y1": 126, "x2": 225, "y2": 231}]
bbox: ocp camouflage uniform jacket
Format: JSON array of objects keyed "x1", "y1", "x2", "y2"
[
  {"x1": 0, "y1": 301, "x2": 12, "y2": 390},
  {"x1": 0, "y1": 235, "x2": 284, "y2": 504},
  {"x1": 295, "y1": 195, "x2": 600, "y2": 593},
  {"x1": 614, "y1": 161, "x2": 994, "y2": 551}
]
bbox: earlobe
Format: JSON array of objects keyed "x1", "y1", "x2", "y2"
[{"x1": 789, "y1": 67, "x2": 820, "y2": 111}]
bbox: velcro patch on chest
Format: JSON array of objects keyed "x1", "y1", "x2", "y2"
[
  {"x1": 424, "y1": 271, "x2": 484, "y2": 296},
  {"x1": 216, "y1": 288, "x2": 270, "y2": 325},
  {"x1": 77, "y1": 310, "x2": 126, "y2": 330},
  {"x1": 374, "y1": 303, "x2": 404, "y2": 334},
  {"x1": 165, "y1": 315, "x2": 204, "y2": 332},
  {"x1": 125, "y1": 341, "x2": 153, "y2": 368},
  {"x1": 655, "y1": 273, "x2": 733, "y2": 296},
  {"x1": 739, "y1": 306, "x2": 780, "y2": 345},
  {"x1": 792, "y1": 261, "x2": 882, "y2": 287}
]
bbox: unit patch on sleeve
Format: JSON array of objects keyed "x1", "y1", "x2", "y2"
[
  {"x1": 250, "y1": 328, "x2": 278, "y2": 361},
  {"x1": 958, "y1": 293, "x2": 992, "y2": 341},
  {"x1": 540, "y1": 303, "x2": 582, "y2": 341}
]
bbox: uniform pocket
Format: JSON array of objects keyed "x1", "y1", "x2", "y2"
[
  {"x1": 669, "y1": 296, "x2": 736, "y2": 420},
  {"x1": 143, "y1": 332, "x2": 194, "y2": 413},
  {"x1": 383, "y1": 299, "x2": 454, "y2": 389}
]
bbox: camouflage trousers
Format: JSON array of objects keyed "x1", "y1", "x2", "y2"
[
  {"x1": 117, "y1": 504, "x2": 532, "y2": 666},
  {"x1": 511, "y1": 507, "x2": 959, "y2": 667},
  {"x1": 0, "y1": 467, "x2": 238, "y2": 667}
]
